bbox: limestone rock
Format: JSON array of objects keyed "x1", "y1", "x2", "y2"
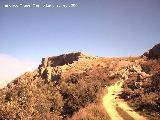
[
  {"x1": 144, "y1": 43, "x2": 160, "y2": 59},
  {"x1": 38, "y1": 52, "x2": 95, "y2": 81}
]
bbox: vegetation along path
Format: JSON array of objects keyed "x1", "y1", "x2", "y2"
[{"x1": 103, "y1": 80, "x2": 147, "y2": 120}]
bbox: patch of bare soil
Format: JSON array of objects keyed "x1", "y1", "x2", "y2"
[{"x1": 103, "y1": 81, "x2": 147, "y2": 120}]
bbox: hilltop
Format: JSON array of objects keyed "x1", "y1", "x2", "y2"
[{"x1": 0, "y1": 44, "x2": 160, "y2": 120}]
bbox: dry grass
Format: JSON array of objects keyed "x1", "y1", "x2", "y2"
[{"x1": 68, "y1": 103, "x2": 111, "y2": 120}]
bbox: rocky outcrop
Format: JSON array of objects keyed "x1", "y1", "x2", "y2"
[
  {"x1": 39, "y1": 52, "x2": 84, "y2": 68},
  {"x1": 144, "y1": 43, "x2": 160, "y2": 59},
  {"x1": 38, "y1": 52, "x2": 94, "y2": 82}
]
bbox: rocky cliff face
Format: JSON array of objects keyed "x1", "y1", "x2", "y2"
[
  {"x1": 149, "y1": 43, "x2": 160, "y2": 59},
  {"x1": 144, "y1": 43, "x2": 160, "y2": 59},
  {"x1": 38, "y1": 52, "x2": 97, "y2": 82},
  {"x1": 39, "y1": 52, "x2": 83, "y2": 68}
]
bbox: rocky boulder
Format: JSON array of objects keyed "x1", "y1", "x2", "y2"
[{"x1": 146, "y1": 43, "x2": 160, "y2": 59}]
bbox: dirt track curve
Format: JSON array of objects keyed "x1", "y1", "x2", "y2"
[{"x1": 103, "y1": 81, "x2": 147, "y2": 120}]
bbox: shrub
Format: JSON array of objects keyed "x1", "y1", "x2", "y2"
[{"x1": 69, "y1": 103, "x2": 110, "y2": 120}]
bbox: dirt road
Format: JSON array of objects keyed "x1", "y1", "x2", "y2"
[{"x1": 103, "y1": 81, "x2": 147, "y2": 120}]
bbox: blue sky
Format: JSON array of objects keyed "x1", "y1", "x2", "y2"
[
  {"x1": 0, "y1": 0, "x2": 160, "y2": 86},
  {"x1": 0, "y1": 0, "x2": 160, "y2": 62}
]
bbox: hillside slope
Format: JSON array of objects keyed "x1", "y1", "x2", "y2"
[{"x1": 0, "y1": 44, "x2": 160, "y2": 120}]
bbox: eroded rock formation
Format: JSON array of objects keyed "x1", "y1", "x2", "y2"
[
  {"x1": 38, "y1": 52, "x2": 94, "y2": 82},
  {"x1": 144, "y1": 43, "x2": 160, "y2": 59}
]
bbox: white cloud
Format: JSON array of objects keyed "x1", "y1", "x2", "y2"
[{"x1": 0, "y1": 54, "x2": 38, "y2": 88}]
